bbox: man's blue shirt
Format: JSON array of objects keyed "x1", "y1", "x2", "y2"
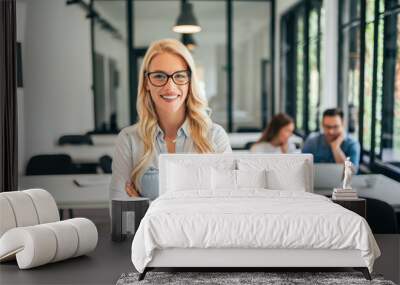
[{"x1": 302, "y1": 132, "x2": 360, "y2": 169}]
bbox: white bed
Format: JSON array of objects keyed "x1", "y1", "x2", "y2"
[{"x1": 131, "y1": 154, "x2": 380, "y2": 280}]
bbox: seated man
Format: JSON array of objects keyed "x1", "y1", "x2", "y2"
[{"x1": 302, "y1": 108, "x2": 360, "y2": 171}]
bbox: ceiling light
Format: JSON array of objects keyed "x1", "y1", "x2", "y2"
[{"x1": 173, "y1": 2, "x2": 201, "y2": 34}]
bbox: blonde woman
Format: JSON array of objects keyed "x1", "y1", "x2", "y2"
[{"x1": 110, "y1": 39, "x2": 232, "y2": 200}]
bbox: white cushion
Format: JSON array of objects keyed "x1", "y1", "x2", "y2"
[
  {"x1": 211, "y1": 169, "x2": 268, "y2": 191},
  {"x1": 267, "y1": 168, "x2": 307, "y2": 191},
  {"x1": 0, "y1": 189, "x2": 59, "y2": 237},
  {"x1": 0, "y1": 196, "x2": 17, "y2": 237},
  {"x1": 66, "y1": 218, "x2": 98, "y2": 257},
  {"x1": 24, "y1": 189, "x2": 60, "y2": 223},
  {"x1": 167, "y1": 163, "x2": 212, "y2": 191},
  {"x1": 159, "y1": 154, "x2": 235, "y2": 195},
  {"x1": 0, "y1": 191, "x2": 39, "y2": 227},
  {"x1": 212, "y1": 168, "x2": 236, "y2": 190},
  {"x1": 237, "y1": 156, "x2": 312, "y2": 192},
  {"x1": 159, "y1": 154, "x2": 313, "y2": 194},
  {"x1": 236, "y1": 169, "x2": 268, "y2": 189},
  {"x1": 0, "y1": 189, "x2": 98, "y2": 269},
  {"x1": 0, "y1": 225, "x2": 58, "y2": 269},
  {"x1": 0, "y1": 218, "x2": 97, "y2": 269},
  {"x1": 42, "y1": 221, "x2": 79, "y2": 262}
]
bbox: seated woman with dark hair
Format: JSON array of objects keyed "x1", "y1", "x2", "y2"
[{"x1": 250, "y1": 113, "x2": 296, "y2": 154}]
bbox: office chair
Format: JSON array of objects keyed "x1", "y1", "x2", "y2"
[
  {"x1": 26, "y1": 154, "x2": 79, "y2": 219},
  {"x1": 236, "y1": 127, "x2": 261, "y2": 133},
  {"x1": 364, "y1": 197, "x2": 398, "y2": 234},
  {"x1": 58, "y1": 134, "x2": 93, "y2": 145},
  {"x1": 99, "y1": 155, "x2": 112, "y2": 174},
  {"x1": 244, "y1": 141, "x2": 256, "y2": 150},
  {"x1": 26, "y1": 154, "x2": 78, "y2": 175}
]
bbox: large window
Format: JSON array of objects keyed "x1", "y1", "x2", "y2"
[
  {"x1": 281, "y1": 0, "x2": 324, "y2": 137},
  {"x1": 338, "y1": 0, "x2": 362, "y2": 136},
  {"x1": 381, "y1": 0, "x2": 400, "y2": 168},
  {"x1": 338, "y1": 0, "x2": 400, "y2": 180}
]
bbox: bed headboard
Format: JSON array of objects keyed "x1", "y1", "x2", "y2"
[{"x1": 158, "y1": 154, "x2": 314, "y2": 195}]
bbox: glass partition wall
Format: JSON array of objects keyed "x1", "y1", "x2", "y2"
[{"x1": 92, "y1": 0, "x2": 129, "y2": 132}]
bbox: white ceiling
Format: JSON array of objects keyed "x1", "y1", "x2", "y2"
[
  {"x1": 94, "y1": 0, "x2": 271, "y2": 46},
  {"x1": 95, "y1": 1, "x2": 271, "y2": 25}
]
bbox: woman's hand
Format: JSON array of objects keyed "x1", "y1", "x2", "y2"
[{"x1": 125, "y1": 181, "x2": 141, "y2": 197}]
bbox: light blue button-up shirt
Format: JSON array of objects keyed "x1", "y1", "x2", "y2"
[{"x1": 110, "y1": 119, "x2": 232, "y2": 200}]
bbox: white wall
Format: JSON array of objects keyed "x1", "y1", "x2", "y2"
[
  {"x1": 274, "y1": 0, "x2": 339, "y2": 114},
  {"x1": 17, "y1": 0, "x2": 93, "y2": 173}
]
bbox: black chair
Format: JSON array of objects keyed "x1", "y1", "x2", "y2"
[
  {"x1": 236, "y1": 127, "x2": 261, "y2": 133},
  {"x1": 364, "y1": 197, "x2": 398, "y2": 234},
  {"x1": 58, "y1": 135, "x2": 93, "y2": 145},
  {"x1": 99, "y1": 155, "x2": 112, "y2": 174},
  {"x1": 86, "y1": 129, "x2": 119, "y2": 135},
  {"x1": 26, "y1": 154, "x2": 78, "y2": 219},
  {"x1": 26, "y1": 154, "x2": 78, "y2": 175},
  {"x1": 244, "y1": 141, "x2": 256, "y2": 150}
]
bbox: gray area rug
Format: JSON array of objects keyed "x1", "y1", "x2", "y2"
[{"x1": 116, "y1": 271, "x2": 396, "y2": 285}]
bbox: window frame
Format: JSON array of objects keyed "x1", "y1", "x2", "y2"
[
  {"x1": 338, "y1": 0, "x2": 400, "y2": 182},
  {"x1": 280, "y1": 0, "x2": 324, "y2": 138}
]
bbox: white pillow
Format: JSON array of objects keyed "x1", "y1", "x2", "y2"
[
  {"x1": 167, "y1": 163, "x2": 212, "y2": 191},
  {"x1": 236, "y1": 169, "x2": 268, "y2": 189},
  {"x1": 267, "y1": 167, "x2": 307, "y2": 191},
  {"x1": 237, "y1": 158, "x2": 310, "y2": 191},
  {"x1": 212, "y1": 168, "x2": 236, "y2": 190},
  {"x1": 211, "y1": 168, "x2": 268, "y2": 190}
]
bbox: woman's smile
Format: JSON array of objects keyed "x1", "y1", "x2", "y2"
[{"x1": 160, "y1": 93, "x2": 181, "y2": 102}]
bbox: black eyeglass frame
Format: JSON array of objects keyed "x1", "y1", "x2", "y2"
[{"x1": 145, "y1": 70, "x2": 192, "y2": 87}]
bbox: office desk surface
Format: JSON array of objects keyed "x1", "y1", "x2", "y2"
[
  {"x1": 315, "y1": 174, "x2": 400, "y2": 211},
  {"x1": 19, "y1": 174, "x2": 111, "y2": 209}
]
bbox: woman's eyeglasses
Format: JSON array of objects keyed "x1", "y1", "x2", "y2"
[{"x1": 145, "y1": 70, "x2": 191, "y2": 87}]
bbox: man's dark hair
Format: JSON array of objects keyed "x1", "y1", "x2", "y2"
[{"x1": 322, "y1": 108, "x2": 344, "y2": 120}]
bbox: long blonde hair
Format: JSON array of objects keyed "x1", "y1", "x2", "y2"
[{"x1": 131, "y1": 38, "x2": 213, "y2": 192}]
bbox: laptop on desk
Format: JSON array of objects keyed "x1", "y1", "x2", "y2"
[{"x1": 314, "y1": 163, "x2": 344, "y2": 189}]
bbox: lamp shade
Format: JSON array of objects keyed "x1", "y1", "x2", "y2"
[{"x1": 173, "y1": 3, "x2": 201, "y2": 34}]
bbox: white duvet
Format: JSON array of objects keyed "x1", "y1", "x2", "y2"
[{"x1": 131, "y1": 190, "x2": 380, "y2": 273}]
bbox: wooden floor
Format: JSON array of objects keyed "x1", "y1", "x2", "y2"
[{"x1": 1, "y1": 209, "x2": 399, "y2": 285}]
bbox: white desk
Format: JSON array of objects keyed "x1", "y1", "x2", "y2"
[
  {"x1": 19, "y1": 174, "x2": 111, "y2": 209},
  {"x1": 90, "y1": 134, "x2": 118, "y2": 146},
  {"x1": 315, "y1": 174, "x2": 400, "y2": 212},
  {"x1": 53, "y1": 145, "x2": 115, "y2": 164},
  {"x1": 228, "y1": 133, "x2": 261, "y2": 149}
]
